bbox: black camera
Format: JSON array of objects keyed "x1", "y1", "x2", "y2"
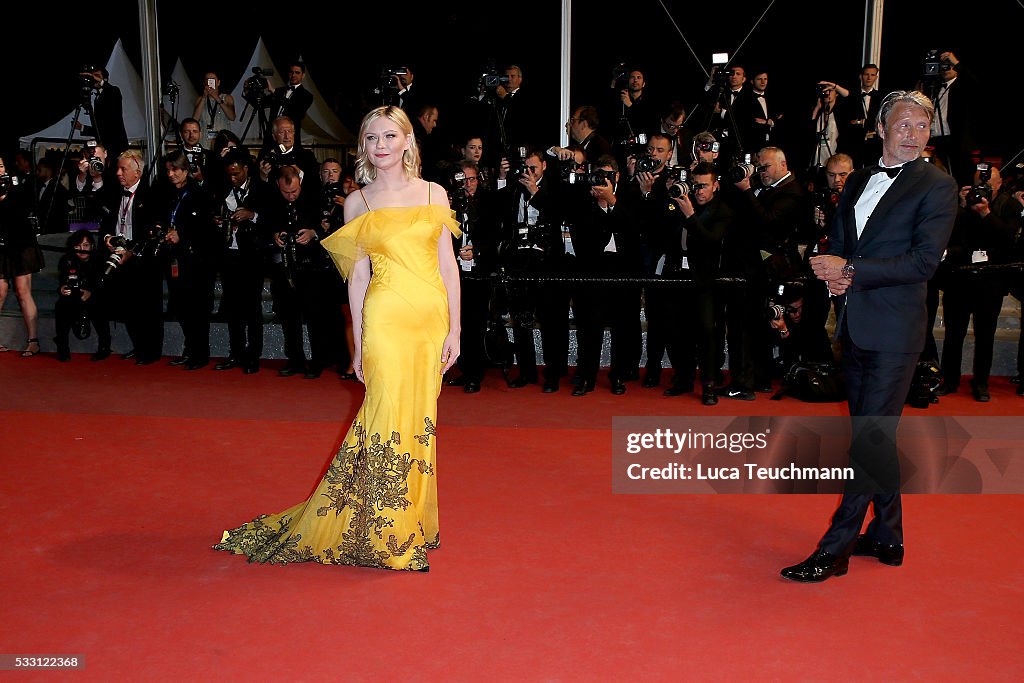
[
  {"x1": 183, "y1": 145, "x2": 205, "y2": 174},
  {"x1": 922, "y1": 50, "x2": 953, "y2": 78},
  {"x1": 78, "y1": 66, "x2": 98, "y2": 103},
  {"x1": 479, "y1": 66, "x2": 510, "y2": 91},
  {"x1": 967, "y1": 163, "x2": 993, "y2": 206},
  {"x1": 322, "y1": 181, "x2": 345, "y2": 218},
  {"x1": 816, "y1": 83, "x2": 831, "y2": 99},
  {"x1": 242, "y1": 67, "x2": 273, "y2": 106},
  {"x1": 277, "y1": 231, "x2": 299, "y2": 287},
  {"x1": 85, "y1": 140, "x2": 104, "y2": 175},
  {"x1": 611, "y1": 62, "x2": 630, "y2": 91},
  {"x1": 695, "y1": 140, "x2": 720, "y2": 155},
  {"x1": 375, "y1": 66, "x2": 407, "y2": 97},
  {"x1": 163, "y1": 79, "x2": 181, "y2": 102},
  {"x1": 725, "y1": 153, "x2": 757, "y2": 183},
  {"x1": 507, "y1": 146, "x2": 531, "y2": 178},
  {"x1": 622, "y1": 133, "x2": 648, "y2": 159},
  {"x1": 634, "y1": 156, "x2": 661, "y2": 175},
  {"x1": 0, "y1": 172, "x2": 18, "y2": 197},
  {"x1": 567, "y1": 168, "x2": 616, "y2": 189},
  {"x1": 262, "y1": 145, "x2": 295, "y2": 171}
]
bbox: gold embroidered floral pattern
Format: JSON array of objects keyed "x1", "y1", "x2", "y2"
[{"x1": 214, "y1": 419, "x2": 436, "y2": 572}]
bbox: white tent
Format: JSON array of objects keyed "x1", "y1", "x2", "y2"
[
  {"x1": 227, "y1": 38, "x2": 285, "y2": 145},
  {"x1": 160, "y1": 57, "x2": 200, "y2": 141},
  {"x1": 227, "y1": 38, "x2": 353, "y2": 147},
  {"x1": 297, "y1": 54, "x2": 354, "y2": 145},
  {"x1": 19, "y1": 39, "x2": 146, "y2": 152}
]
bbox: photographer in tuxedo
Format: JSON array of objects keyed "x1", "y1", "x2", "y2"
[{"x1": 782, "y1": 91, "x2": 957, "y2": 583}]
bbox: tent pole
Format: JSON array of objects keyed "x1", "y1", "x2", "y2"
[
  {"x1": 560, "y1": 0, "x2": 571, "y2": 147},
  {"x1": 139, "y1": 0, "x2": 163, "y2": 177},
  {"x1": 863, "y1": 0, "x2": 884, "y2": 78}
]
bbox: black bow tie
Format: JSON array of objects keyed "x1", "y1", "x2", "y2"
[
  {"x1": 122, "y1": 189, "x2": 133, "y2": 197},
  {"x1": 287, "y1": 85, "x2": 296, "y2": 91},
  {"x1": 860, "y1": 91, "x2": 873, "y2": 98},
  {"x1": 754, "y1": 92, "x2": 765, "y2": 98},
  {"x1": 869, "y1": 165, "x2": 902, "y2": 179}
]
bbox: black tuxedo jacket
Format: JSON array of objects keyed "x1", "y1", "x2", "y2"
[
  {"x1": 101, "y1": 182, "x2": 153, "y2": 241},
  {"x1": 828, "y1": 158, "x2": 957, "y2": 353},
  {"x1": 270, "y1": 84, "x2": 314, "y2": 133},
  {"x1": 83, "y1": 84, "x2": 129, "y2": 157},
  {"x1": 839, "y1": 90, "x2": 882, "y2": 144}
]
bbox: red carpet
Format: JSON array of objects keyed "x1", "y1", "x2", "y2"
[{"x1": 1, "y1": 353, "x2": 1022, "y2": 680}]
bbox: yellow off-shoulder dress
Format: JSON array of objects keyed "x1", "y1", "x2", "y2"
[{"x1": 214, "y1": 194, "x2": 460, "y2": 571}]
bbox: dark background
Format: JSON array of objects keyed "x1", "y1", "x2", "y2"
[{"x1": 2, "y1": 1, "x2": 1020, "y2": 171}]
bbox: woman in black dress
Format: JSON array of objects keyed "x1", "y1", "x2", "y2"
[{"x1": 0, "y1": 155, "x2": 44, "y2": 356}]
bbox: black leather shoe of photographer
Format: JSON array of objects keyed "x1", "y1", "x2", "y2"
[
  {"x1": 507, "y1": 374, "x2": 537, "y2": 389},
  {"x1": 169, "y1": 356, "x2": 191, "y2": 367},
  {"x1": 971, "y1": 384, "x2": 990, "y2": 403},
  {"x1": 447, "y1": 375, "x2": 469, "y2": 387},
  {"x1": 543, "y1": 379, "x2": 560, "y2": 393},
  {"x1": 215, "y1": 357, "x2": 240, "y2": 371},
  {"x1": 464, "y1": 381, "x2": 481, "y2": 394},
  {"x1": 91, "y1": 349, "x2": 111, "y2": 362},
  {"x1": 243, "y1": 363, "x2": 260, "y2": 375},
  {"x1": 663, "y1": 383, "x2": 694, "y2": 397},
  {"x1": 121, "y1": 350, "x2": 137, "y2": 360},
  {"x1": 852, "y1": 534, "x2": 904, "y2": 566},
  {"x1": 278, "y1": 365, "x2": 304, "y2": 377},
  {"x1": 780, "y1": 549, "x2": 849, "y2": 583},
  {"x1": 571, "y1": 381, "x2": 595, "y2": 397},
  {"x1": 610, "y1": 379, "x2": 626, "y2": 395},
  {"x1": 641, "y1": 370, "x2": 662, "y2": 388},
  {"x1": 701, "y1": 384, "x2": 719, "y2": 406},
  {"x1": 185, "y1": 359, "x2": 209, "y2": 371}
]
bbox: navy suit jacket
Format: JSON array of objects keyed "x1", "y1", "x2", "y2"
[{"x1": 828, "y1": 157, "x2": 957, "y2": 353}]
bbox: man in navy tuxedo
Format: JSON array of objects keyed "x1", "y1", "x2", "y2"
[{"x1": 781, "y1": 91, "x2": 958, "y2": 582}]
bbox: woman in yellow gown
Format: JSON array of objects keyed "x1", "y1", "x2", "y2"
[{"x1": 214, "y1": 106, "x2": 461, "y2": 571}]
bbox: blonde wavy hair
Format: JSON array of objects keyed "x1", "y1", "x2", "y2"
[{"x1": 354, "y1": 106, "x2": 421, "y2": 185}]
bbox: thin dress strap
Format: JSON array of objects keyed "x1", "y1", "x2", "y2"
[
  {"x1": 427, "y1": 182, "x2": 431, "y2": 206},
  {"x1": 358, "y1": 189, "x2": 371, "y2": 211}
]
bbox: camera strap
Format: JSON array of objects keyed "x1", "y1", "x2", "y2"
[{"x1": 171, "y1": 189, "x2": 190, "y2": 226}]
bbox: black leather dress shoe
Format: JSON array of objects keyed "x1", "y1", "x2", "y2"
[
  {"x1": 303, "y1": 368, "x2": 323, "y2": 379},
  {"x1": 121, "y1": 350, "x2": 137, "y2": 360},
  {"x1": 543, "y1": 379, "x2": 560, "y2": 393},
  {"x1": 91, "y1": 349, "x2": 111, "y2": 362},
  {"x1": 464, "y1": 381, "x2": 480, "y2": 394},
  {"x1": 278, "y1": 365, "x2": 305, "y2": 377},
  {"x1": 755, "y1": 383, "x2": 774, "y2": 393},
  {"x1": 623, "y1": 369, "x2": 640, "y2": 382},
  {"x1": 852, "y1": 534, "x2": 904, "y2": 566},
  {"x1": 185, "y1": 359, "x2": 209, "y2": 371},
  {"x1": 57, "y1": 350, "x2": 71, "y2": 362},
  {"x1": 215, "y1": 358, "x2": 240, "y2": 371},
  {"x1": 935, "y1": 383, "x2": 959, "y2": 396},
  {"x1": 243, "y1": 363, "x2": 260, "y2": 375},
  {"x1": 702, "y1": 384, "x2": 719, "y2": 406},
  {"x1": 610, "y1": 379, "x2": 626, "y2": 395},
  {"x1": 571, "y1": 381, "x2": 595, "y2": 397},
  {"x1": 780, "y1": 549, "x2": 849, "y2": 583},
  {"x1": 641, "y1": 370, "x2": 662, "y2": 388},
  {"x1": 1017, "y1": 383, "x2": 1024, "y2": 396},
  {"x1": 716, "y1": 384, "x2": 756, "y2": 401},
  {"x1": 971, "y1": 384, "x2": 990, "y2": 402},
  {"x1": 447, "y1": 375, "x2": 469, "y2": 387},
  {"x1": 664, "y1": 383, "x2": 694, "y2": 397},
  {"x1": 169, "y1": 356, "x2": 191, "y2": 367},
  {"x1": 507, "y1": 375, "x2": 537, "y2": 389},
  {"x1": 135, "y1": 357, "x2": 158, "y2": 366}
]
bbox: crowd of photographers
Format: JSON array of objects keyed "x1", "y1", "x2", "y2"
[{"x1": 2, "y1": 54, "x2": 1024, "y2": 404}]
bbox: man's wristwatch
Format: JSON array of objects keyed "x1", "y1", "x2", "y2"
[{"x1": 841, "y1": 259, "x2": 856, "y2": 279}]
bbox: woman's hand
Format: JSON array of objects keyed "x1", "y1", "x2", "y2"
[
  {"x1": 441, "y1": 332, "x2": 460, "y2": 375},
  {"x1": 352, "y1": 349, "x2": 364, "y2": 383}
]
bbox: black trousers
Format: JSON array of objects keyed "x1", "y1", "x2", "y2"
[
  {"x1": 270, "y1": 264, "x2": 339, "y2": 370},
  {"x1": 666, "y1": 282, "x2": 716, "y2": 387},
  {"x1": 818, "y1": 323, "x2": 918, "y2": 556},
  {"x1": 220, "y1": 249, "x2": 265, "y2": 364},
  {"x1": 167, "y1": 255, "x2": 216, "y2": 363},
  {"x1": 106, "y1": 258, "x2": 164, "y2": 361},
  {"x1": 504, "y1": 249, "x2": 545, "y2": 381},
  {"x1": 575, "y1": 255, "x2": 641, "y2": 384},
  {"x1": 456, "y1": 273, "x2": 490, "y2": 382},
  {"x1": 941, "y1": 278, "x2": 1004, "y2": 388},
  {"x1": 719, "y1": 278, "x2": 757, "y2": 390},
  {"x1": 54, "y1": 294, "x2": 111, "y2": 353}
]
